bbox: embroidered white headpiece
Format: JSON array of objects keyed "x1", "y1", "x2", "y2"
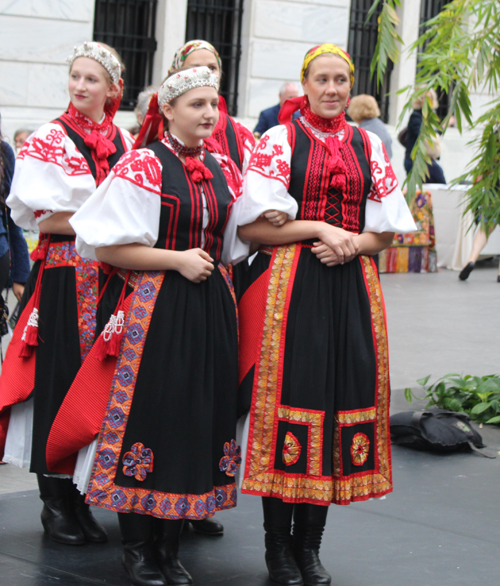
[
  {"x1": 157, "y1": 67, "x2": 219, "y2": 107},
  {"x1": 68, "y1": 42, "x2": 122, "y2": 85}
]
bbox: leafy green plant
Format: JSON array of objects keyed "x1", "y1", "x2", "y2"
[
  {"x1": 405, "y1": 374, "x2": 500, "y2": 425},
  {"x1": 369, "y1": 0, "x2": 500, "y2": 229}
]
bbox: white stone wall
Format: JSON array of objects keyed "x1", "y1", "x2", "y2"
[
  {"x1": 0, "y1": 0, "x2": 496, "y2": 174},
  {"x1": 237, "y1": 0, "x2": 350, "y2": 128},
  {"x1": 0, "y1": 0, "x2": 95, "y2": 142}
]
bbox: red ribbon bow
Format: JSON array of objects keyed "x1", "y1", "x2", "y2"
[
  {"x1": 185, "y1": 156, "x2": 213, "y2": 183},
  {"x1": 84, "y1": 131, "x2": 116, "y2": 185},
  {"x1": 324, "y1": 135, "x2": 347, "y2": 191}
]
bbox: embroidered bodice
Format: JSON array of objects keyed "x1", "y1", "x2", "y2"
[
  {"x1": 239, "y1": 121, "x2": 416, "y2": 235},
  {"x1": 71, "y1": 136, "x2": 249, "y2": 266}
]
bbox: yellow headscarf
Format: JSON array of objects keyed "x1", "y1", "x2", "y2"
[{"x1": 301, "y1": 44, "x2": 355, "y2": 86}]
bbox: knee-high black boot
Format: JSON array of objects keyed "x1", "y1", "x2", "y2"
[
  {"x1": 70, "y1": 483, "x2": 107, "y2": 543},
  {"x1": 292, "y1": 504, "x2": 331, "y2": 586},
  {"x1": 262, "y1": 497, "x2": 303, "y2": 586},
  {"x1": 119, "y1": 512, "x2": 166, "y2": 586},
  {"x1": 37, "y1": 474, "x2": 85, "y2": 545},
  {"x1": 156, "y1": 519, "x2": 193, "y2": 585}
]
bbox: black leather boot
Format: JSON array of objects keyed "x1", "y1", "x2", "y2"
[
  {"x1": 189, "y1": 517, "x2": 224, "y2": 536},
  {"x1": 156, "y1": 520, "x2": 193, "y2": 585},
  {"x1": 72, "y1": 487, "x2": 108, "y2": 543},
  {"x1": 263, "y1": 497, "x2": 303, "y2": 586},
  {"x1": 38, "y1": 474, "x2": 85, "y2": 545},
  {"x1": 293, "y1": 504, "x2": 331, "y2": 586},
  {"x1": 265, "y1": 527, "x2": 304, "y2": 585},
  {"x1": 123, "y1": 541, "x2": 167, "y2": 586},
  {"x1": 119, "y1": 513, "x2": 166, "y2": 586}
]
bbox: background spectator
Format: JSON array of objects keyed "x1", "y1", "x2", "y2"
[
  {"x1": 0, "y1": 118, "x2": 30, "y2": 465},
  {"x1": 348, "y1": 94, "x2": 393, "y2": 159},
  {"x1": 404, "y1": 89, "x2": 446, "y2": 184},
  {"x1": 13, "y1": 128, "x2": 34, "y2": 155},
  {"x1": 130, "y1": 85, "x2": 158, "y2": 136},
  {"x1": 254, "y1": 81, "x2": 300, "y2": 137}
]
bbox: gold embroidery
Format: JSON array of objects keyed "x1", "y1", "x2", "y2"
[
  {"x1": 351, "y1": 433, "x2": 370, "y2": 466},
  {"x1": 242, "y1": 253, "x2": 392, "y2": 505},
  {"x1": 277, "y1": 406, "x2": 323, "y2": 476},
  {"x1": 247, "y1": 245, "x2": 297, "y2": 478},
  {"x1": 282, "y1": 432, "x2": 301, "y2": 466},
  {"x1": 337, "y1": 407, "x2": 376, "y2": 425}
]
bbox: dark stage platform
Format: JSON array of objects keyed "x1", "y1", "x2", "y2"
[{"x1": 1, "y1": 436, "x2": 499, "y2": 586}]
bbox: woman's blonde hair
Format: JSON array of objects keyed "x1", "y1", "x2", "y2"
[{"x1": 347, "y1": 95, "x2": 380, "y2": 123}]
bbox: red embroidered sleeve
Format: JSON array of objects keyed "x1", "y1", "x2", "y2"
[
  {"x1": 34, "y1": 210, "x2": 52, "y2": 219},
  {"x1": 26, "y1": 127, "x2": 91, "y2": 176},
  {"x1": 217, "y1": 154, "x2": 243, "y2": 201},
  {"x1": 236, "y1": 122, "x2": 256, "y2": 154},
  {"x1": 368, "y1": 142, "x2": 398, "y2": 202},
  {"x1": 246, "y1": 135, "x2": 291, "y2": 187},
  {"x1": 17, "y1": 137, "x2": 33, "y2": 161},
  {"x1": 112, "y1": 150, "x2": 162, "y2": 194}
]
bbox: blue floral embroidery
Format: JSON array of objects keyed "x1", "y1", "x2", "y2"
[
  {"x1": 122, "y1": 442, "x2": 153, "y2": 481},
  {"x1": 219, "y1": 439, "x2": 242, "y2": 477}
]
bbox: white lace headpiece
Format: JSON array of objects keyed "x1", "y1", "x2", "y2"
[
  {"x1": 68, "y1": 42, "x2": 122, "y2": 85},
  {"x1": 158, "y1": 67, "x2": 219, "y2": 107}
]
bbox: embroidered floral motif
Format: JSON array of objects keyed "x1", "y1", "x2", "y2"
[
  {"x1": 29, "y1": 129, "x2": 66, "y2": 164},
  {"x1": 282, "y1": 432, "x2": 301, "y2": 466},
  {"x1": 278, "y1": 406, "x2": 324, "y2": 475},
  {"x1": 368, "y1": 143, "x2": 398, "y2": 202},
  {"x1": 247, "y1": 136, "x2": 291, "y2": 186},
  {"x1": 113, "y1": 150, "x2": 162, "y2": 192},
  {"x1": 219, "y1": 439, "x2": 242, "y2": 477},
  {"x1": 351, "y1": 433, "x2": 370, "y2": 466},
  {"x1": 27, "y1": 127, "x2": 91, "y2": 176},
  {"x1": 34, "y1": 209, "x2": 51, "y2": 219},
  {"x1": 75, "y1": 260, "x2": 98, "y2": 361},
  {"x1": 42, "y1": 241, "x2": 98, "y2": 361},
  {"x1": 122, "y1": 442, "x2": 154, "y2": 481}
]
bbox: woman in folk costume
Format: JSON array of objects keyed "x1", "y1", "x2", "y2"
[
  {"x1": 0, "y1": 41, "x2": 133, "y2": 545},
  {"x1": 237, "y1": 44, "x2": 416, "y2": 586},
  {"x1": 169, "y1": 40, "x2": 255, "y2": 174},
  {"x1": 64, "y1": 67, "x2": 246, "y2": 586},
  {"x1": 168, "y1": 40, "x2": 271, "y2": 305}
]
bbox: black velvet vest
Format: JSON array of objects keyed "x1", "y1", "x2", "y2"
[
  {"x1": 147, "y1": 141, "x2": 233, "y2": 263},
  {"x1": 286, "y1": 120, "x2": 372, "y2": 233},
  {"x1": 54, "y1": 115, "x2": 127, "y2": 181}
]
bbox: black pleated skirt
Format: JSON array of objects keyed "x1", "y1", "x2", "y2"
[
  {"x1": 18, "y1": 236, "x2": 100, "y2": 474},
  {"x1": 86, "y1": 266, "x2": 239, "y2": 520},
  {"x1": 238, "y1": 244, "x2": 392, "y2": 505}
]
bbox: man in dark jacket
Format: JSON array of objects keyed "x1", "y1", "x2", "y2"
[{"x1": 254, "y1": 82, "x2": 299, "y2": 137}]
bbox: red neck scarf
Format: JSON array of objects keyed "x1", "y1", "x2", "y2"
[
  {"x1": 301, "y1": 101, "x2": 347, "y2": 135},
  {"x1": 279, "y1": 96, "x2": 348, "y2": 191},
  {"x1": 165, "y1": 134, "x2": 213, "y2": 183},
  {"x1": 68, "y1": 104, "x2": 117, "y2": 186}
]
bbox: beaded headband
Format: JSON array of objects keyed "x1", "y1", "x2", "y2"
[
  {"x1": 301, "y1": 44, "x2": 355, "y2": 85},
  {"x1": 67, "y1": 42, "x2": 122, "y2": 85},
  {"x1": 158, "y1": 67, "x2": 219, "y2": 107}
]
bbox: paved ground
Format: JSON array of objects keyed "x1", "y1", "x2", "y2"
[{"x1": 1, "y1": 265, "x2": 499, "y2": 585}]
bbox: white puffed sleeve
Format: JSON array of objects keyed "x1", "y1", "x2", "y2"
[
  {"x1": 7, "y1": 123, "x2": 96, "y2": 230},
  {"x1": 363, "y1": 131, "x2": 416, "y2": 234},
  {"x1": 238, "y1": 125, "x2": 298, "y2": 227},
  {"x1": 71, "y1": 149, "x2": 163, "y2": 261},
  {"x1": 209, "y1": 151, "x2": 250, "y2": 265}
]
